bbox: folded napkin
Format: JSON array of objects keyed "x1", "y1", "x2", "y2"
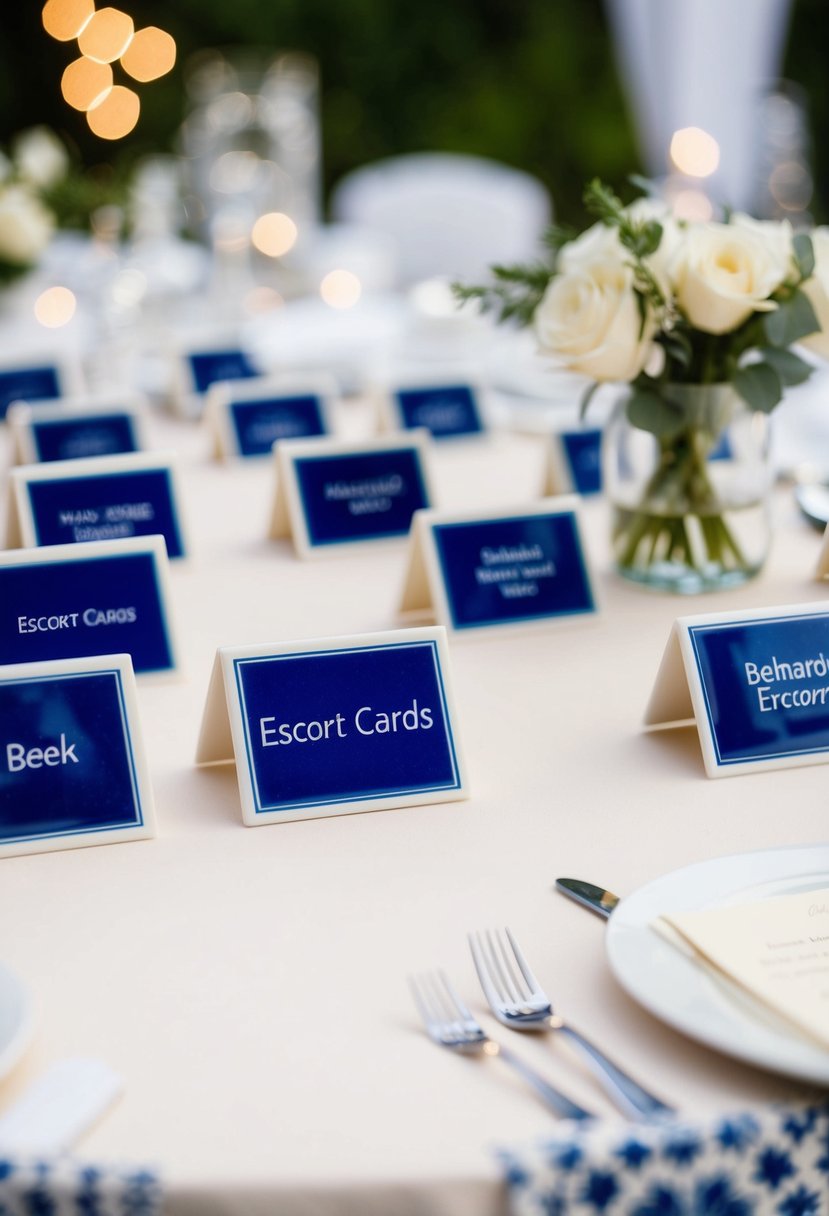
[
  {"x1": 499, "y1": 1102, "x2": 829, "y2": 1216},
  {"x1": 0, "y1": 1155, "x2": 161, "y2": 1216}
]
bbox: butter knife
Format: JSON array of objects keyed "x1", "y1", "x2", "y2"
[{"x1": 555, "y1": 878, "x2": 620, "y2": 919}]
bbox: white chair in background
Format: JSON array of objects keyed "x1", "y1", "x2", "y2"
[{"x1": 330, "y1": 152, "x2": 552, "y2": 287}]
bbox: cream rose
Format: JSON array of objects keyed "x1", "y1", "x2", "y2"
[
  {"x1": 0, "y1": 185, "x2": 54, "y2": 265},
  {"x1": 535, "y1": 257, "x2": 653, "y2": 382},
  {"x1": 800, "y1": 227, "x2": 829, "y2": 358},
  {"x1": 13, "y1": 126, "x2": 69, "y2": 189},
  {"x1": 670, "y1": 222, "x2": 789, "y2": 334},
  {"x1": 558, "y1": 222, "x2": 623, "y2": 272}
]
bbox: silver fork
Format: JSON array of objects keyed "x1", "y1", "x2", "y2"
[
  {"x1": 469, "y1": 928, "x2": 674, "y2": 1121},
  {"x1": 409, "y1": 970, "x2": 593, "y2": 1121}
]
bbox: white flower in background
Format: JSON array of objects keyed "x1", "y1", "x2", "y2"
[
  {"x1": 670, "y1": 222, "x2": 789, "y2": 334},
  {"x1": 731, "y1": 213, "x2": 794, "y2": 279},
  {"x1": 800, "y1": 227, "x2": 829, "y2": 358},
  {"x1": 535, "y1": 258, "x2": 654, "y2": 382},
  {"x1": 558, "y1": 222, "x2": 623, "y2": 272},
  {"x1": 0, "y1": 185, "x2": 54, "y2": 266},
  {"x1": 13, "y1": 126, "x2": 69, "y2": 190}
]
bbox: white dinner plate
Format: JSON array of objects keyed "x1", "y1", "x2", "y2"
[
  {"x1": 0, "y1": 962, "x2": 33, "y2": 1081},
  {"x1": 606, "y1": 843, "x2": 829, "y2": 1084}
]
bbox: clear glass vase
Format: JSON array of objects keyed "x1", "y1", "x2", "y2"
[{"x1": 604, "y1": 383, "x2": 773, "y2": 594}]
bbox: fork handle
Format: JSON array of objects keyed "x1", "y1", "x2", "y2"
[
  {"x1": 497, "y1": 1044, "x2": 593, "y2": 1121},
  {"x1": 558, "y1": 1024, "x2": 674, "y2": 1120}
]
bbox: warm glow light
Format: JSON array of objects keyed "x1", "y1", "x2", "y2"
[
  {"x1": 78, "y1": 7, "x2": 134, "y2": 64},
  {"x1": 320, "y1": 269, "x2": 362, "y2": 309},
  {"x1": 62, "y1": 57, "x2": 113, "y2": 112},
  {"x1": 42, "y1": 0, "x2": 94, "y2": 41},
  {"x1": 251, "y1": 212, "x2": 298, "y2": 258},
  {"x1": 87, "y1": 84, "x2": 140, "y2": 139},
  {"x1": 34, "y1": 286, "x2": 77, "y2": 328},
  {"x1": 121, "y1": 26, "x2": 177, "y2": 82},
  {"x1": 670, "y1": 127, "x2": 720, "y2": 178},
  {"x1": 244, "y1": 286, "x2": 284, "y2": 314},
  {"x1": 769, "y1": 161, "x2": 813, "y2": 212},
  {"x1": 671, "y1": 189, "x2": 714, "y2": 222}
]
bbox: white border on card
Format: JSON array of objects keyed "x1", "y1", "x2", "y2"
[
  {"x1": 270, "y1": 430, "x2": 434, "y2": 559},
  {"x1": 378, "y1": 375, "x2": 487, "y2": 439},
  {"x1": 7, "y1": 397, "x2": 147, "y2": 465},
  {"x1": 205, "y1": 373, "x2": 338, "y2": 461},
  {"x1": 196, "y1": 626, "x2": 469, "y2": 825},
  {"x1": 0, "y1": 535, "x2": 181, "y2": 681},
  {"x1": 400, "y1": 496, "x2": 598, "y2": 636},
  {"x1": 8, "y1": 451, "x2": 190, "y2": 557},
  {"x1": 0, "y1": 652, "x2": 155, "y2": 857},
  {"x1": 645, "y1": 600, "x2": 829, "y2": 779}
]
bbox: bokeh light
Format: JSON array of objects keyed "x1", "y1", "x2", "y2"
[
  {"x1": 78, "y1": 7, "x2": 134, "y2": 64},
  {"x1": 87, "y1": 84, "x2": 140, "y2": 139},
  {"x1": 670, "y1": 188, "x2": 714, "y2": 222},
  {"x1": 61, "y1": 57, "x2": 113, "y2": 112},
  {"x1": 251, "y1": 212, "x2": 298, "y2": 258},
  {"x1": 42, "y1": 0, "x2": 94, "y2": 42},
  {"x1": 121, "y1": 26, "x2": 177, "y2": 83},
  {"x1": 320, "y1": 269, "x2": 362, "y2": 309},
  {"x1": 669, "y1": 127, "x2": 720, "y2": 178},
  {"x1": 34, "y1": 286, "x2": 77, "y2": 328}
]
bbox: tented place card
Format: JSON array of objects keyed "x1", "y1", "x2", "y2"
[
  {"x1": 7, "y1": 399, "x2": 144, "y2": 464},
  {"x1": 381, "y1": 381, "x2": 486, "y2": 440},
  {"x1": 0, "y1": 356, "x2": 80, "y2": 421},
  {"x1": 658, "y1": 886, "x2": 829, "y2": 1050},
  {"x1": 0, "y1": 537, "x2": 179, "y2": 676},
  {"x1": 195, "y1": 626, "x2": 468, "y2": 825},
  {"x1": 0, "y1": 653, "x2": 155, "y2": 858},
  {"x1": 7, "y1": 452, "x2": 188, "y2": 559},
  {"x1": 645, "y1": 601, "x2": 829, "y2": 777},
  {"x1": 206, "y1": 375, "x2": 333, "y2": 460},
  {"x1": 399, "y1": 499, "x2": 598, "y2": 634},
  {"x1": 543, "y1": 427, "x2": 604, "y2": 496},
  {"x1": 173, "y1": 345, "x2": 260, "y2": 417},
  {"x1": 270, "y1": 432, "x2": 433, "y2": 557}
]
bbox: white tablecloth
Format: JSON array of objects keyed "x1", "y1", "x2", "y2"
[{"x1": 0, "y1": 401, "x2": 827, "y2": 1216}]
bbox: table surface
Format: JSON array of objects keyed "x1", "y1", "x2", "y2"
[{"x1": 1, "y1": 400, "x2": 827, "y2": 1216}]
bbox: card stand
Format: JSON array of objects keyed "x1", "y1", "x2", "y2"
[
  {"x1": 0, "y1": 356, "x2": 84, "y2": 423},
  {"x1": 7, "y1": 398, "x2": 147, "y2": 465},
  {"x1": 205, "y1": 374, "x2": 337, "y2": 461},
  {"x1": 170, "y1": 345, "x2": 260, "y2": 420},
  {"x1": 542, "y1": 428, "x2": 604, "y2": 498},
  {"x1": 376, "y1": 380, "x2": 488, "y2": 441}
]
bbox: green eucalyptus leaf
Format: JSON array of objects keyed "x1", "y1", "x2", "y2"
[
  {"x1": 761, "y1": 346, "x2": 814, "y2": 387},
  {"x1": 793, "y1": 232, "x2": 815, "y2": 280},
  {"x1": 628, "y1": 173, "x2": 658, "y2": 197},
  {"x1": 661, "y1": 332, "x2": 692, "y2": 369},
  {"x1": 733, "y1": 362, "x2": 783, "y2": 413},
  {"x1": 626, "y1": 388, "x2": 686, "y2": 437},
  {"x1": 764, "y1": 289, "x2": 820, "y2": 347}
]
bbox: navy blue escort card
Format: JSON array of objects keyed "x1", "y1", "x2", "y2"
[
  {"x1": 270, "y1": 432, "x2": 433, "y2": 557},
  {"x1": 0, "y1": 358, "x2": 77, "y2": 421},
  {"x1": 387, "y1": 382, "x2": 486, "y2": 440},
  {"x1": 206, "y1": 375, "x2": 331, "y2": 460},
  {"x1": 195, "y1": 627, "x2": 468, "y2": 825},
  {"x1": 175, "y1": 345, "x2": 260, "y2": 417},
  {"x1": 8, "y1": 399, "x2": 143, "y2": 464},
  {"x1": 544, "y1": 428, "x2": 603, "y2": 496},
  {"x1": 645, "y1": 601, "x2": 829, "y2": 778},
  {"x1": 8, "y1": 452, "x2": 188, "y2": 559},
  {"x1": 0, "y1": 653, "x2": 155, "y2": 857},
  {"x1": 0, "y1": 537, "x2": 179, "y2": 677},
  {"x1": 399, "y1": 498, "x2": 598, "y2": 634}
]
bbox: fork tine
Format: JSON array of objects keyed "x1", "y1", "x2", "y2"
[
  {"x1": 469, "y1": 931, "x2": 506, "y2": 1008},
  {"x1": 484, "y1": 928, "x2": 523, "y2": 1004},
  {"x1": 495, "y1": 928, "x2": 532, "y2": 1001},
  {"x1": 438, "y1": 969, "x2": 476, "y2": 1023},
  {"x1": 409, "y1": 973, "x2": 440, "y2": 1033},
  {"x1": 504, "y1": 927, "x2": 544, "y2": 998}
]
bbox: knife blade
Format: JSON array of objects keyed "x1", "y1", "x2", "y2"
[{"x1": 555, "y1": 877, "x2": 620, "y2": 919}]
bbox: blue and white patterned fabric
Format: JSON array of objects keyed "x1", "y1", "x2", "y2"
[
  {"x1": 499, "y1": 1102, "x2": 829, "y2": 1216},
  {"x1": 0, "y1": 1155, "x2": 161, "y2": 1216}
]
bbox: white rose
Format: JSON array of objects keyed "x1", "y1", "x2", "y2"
[
  {"x1": 670, "y1": 222, "x2": 788, "y2": 334},
  {"x1": 0, "y1": 185, "x2": 54, "y2": 265},
  {"x1": 535, "y1": 257, "x2": 654, "y2": 382},
  {"x1": 800, "y1": 227, "x2": 829, "y2": 358},
  {"x1": 13, "y1": 126, "x2": 69, "y2": 189},
  {"x1": 558, "y1": 222, "x2": 623, "y2": 272}
]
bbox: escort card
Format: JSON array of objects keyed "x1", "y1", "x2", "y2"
[
  {"x1": 543, "y1": 428, "x2": 603, "y2": 496},
  {"x1": 270, "y1": 432, "x2": 433, "y2": 557},
  {"x1": 645, "y1": 601, "x2": 829, "y2": 777},
  {"x1": 206, "y1": 375, "x2": 333, "y2": 460},
  {"x1": 7, "y1": 399, "x2": 144, "y2": 464},
  {"x1": 383, "y1": 381, "x2": 486, "y2": 440},
  {"x1": 0, "y1": 357, "x2": 79, "y2": 421},
  {"x1": 0, "y1": 537, "x2": 179, "y2": 676},
  {"x1": 0, "y1": 653, "x2": 155, "y2": 857},
  {"x1": 195, "y1": 627, "x2": 468, "y2": 825},
  {"x1": 174, "y1": 345, "x2": 260, "y2": 417},
  {"x1": 7, "y1": 452, "x2": 188, "y2": 559},
  {"x1": 399, "y1": 498, "x2": 597, "y2": 634}
]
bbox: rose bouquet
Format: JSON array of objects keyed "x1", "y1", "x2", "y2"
[
  {"x1": 458, "y1": 182, "x2": 829, "y2": 591},
  {"x1": 0, "y1": 127, "x2": 69, "y2": 285}
]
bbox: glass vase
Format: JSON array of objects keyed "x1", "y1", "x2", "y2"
[{"x1": 604, "y1": 383, "x2": 772, "y2": 594}]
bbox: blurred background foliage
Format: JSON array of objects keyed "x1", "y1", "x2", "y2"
[{"x1": 0, "y1": 0, "x2": 826, "y2": 225}]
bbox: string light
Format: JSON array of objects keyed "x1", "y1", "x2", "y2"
[
  {"x1": 61, "y1": 56, "x2": 112, "y2": 111},
  {"x1": 87, "y1": 84, "x2": 140, "y2": 139},
  {"x1": 77, "y1": 7, "x2": 134, "y2": 63},
  {"x1": 42, "y1": 0, "x2": 94, "y2": 41},
  {"x1": 252, "y1": 212, "x2": 298, "y2": 258},
  {"x1": 121, "y1": 26, "x2": 176, "y2": 82},
  {"x1": 34, "y1": 286, "x2": 77, "y2": 328},
  {"x1": 320, "y1": 269, "x2": 362, "y2": 309},
  {"x1": 670, "y1": 127, "x2": 720, "y2": 178}
]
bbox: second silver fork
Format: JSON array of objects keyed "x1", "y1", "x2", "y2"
[{"x1": 469, "y1": 928, "x2": 674, "y2": 1121}]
